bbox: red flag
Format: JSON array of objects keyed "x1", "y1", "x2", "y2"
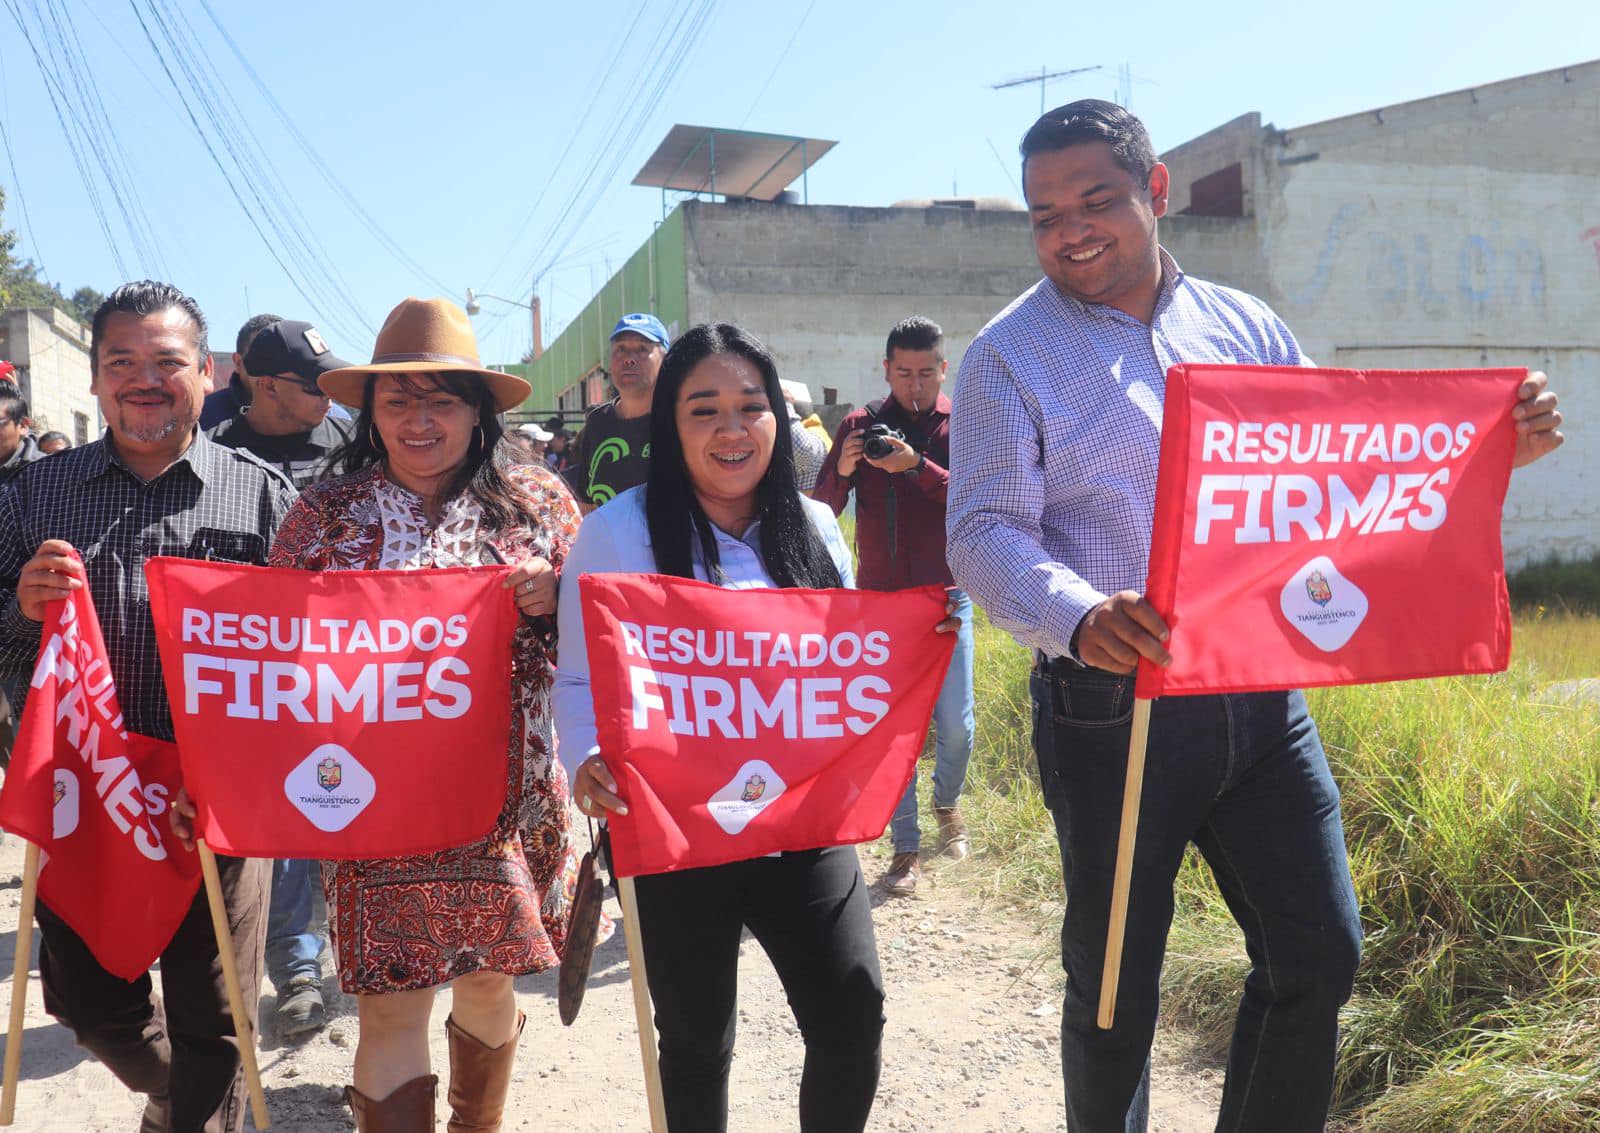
[
  {"x1": 0, "y1": 579, "x2": 200, "y2": 981},
  {"x1": 580, "y1": 573, "x2": 955, "y2": 877},
  {"x1": 1137, "y1": 364, "x2": 1520, "y2": 698},
  {"x1": 144, "y1": 558, "x2": 517, "y2": 859}
]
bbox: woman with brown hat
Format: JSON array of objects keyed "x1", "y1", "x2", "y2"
[{"x1": 270, "y1": 297, "x2": 583, "y2": 1130}]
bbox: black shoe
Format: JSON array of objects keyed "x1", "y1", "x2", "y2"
[{"x1": 275, "y1": 976, "x2": 326, "y2": 1037}]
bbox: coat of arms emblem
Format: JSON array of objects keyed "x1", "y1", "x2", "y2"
[
  {"x1": 1305, "y1": 570, "x2": 1333, "y2": 608},
  {"x1": 317, "y1": 757, "x2": 343, "y2": 792},
  {"x1": 740, "y1": 773, "x2": 767, "y2": 803}
]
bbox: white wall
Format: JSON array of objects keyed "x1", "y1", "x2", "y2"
[{"x1": 1163, "y1": 62, "x2": 1600, "y2": 565}]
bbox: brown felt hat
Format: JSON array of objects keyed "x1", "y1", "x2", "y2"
[{"x1": 318, "y1": 297, "x2": 531, "y2": 412}]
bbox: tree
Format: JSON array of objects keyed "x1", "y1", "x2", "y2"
[
  {"x1": 69, "y1": 286, "x2": 103, "y2": 324},
  {"x1": 0, "y1": 183, "x2": 79, "y2": 319}
]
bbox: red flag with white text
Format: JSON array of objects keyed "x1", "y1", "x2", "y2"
[
  {"x1": 145, "y1": 558, "x2": 516, "y2": 858},
  {"x1": 580, "y1": 573, "x2": 955, "y2": 877},
  {"x1": 1136, "y1": 364, "x2": 1520, "y2": 698},
  {"x1": 0, "y1": 578, "x2": 199, "y2": 981}
]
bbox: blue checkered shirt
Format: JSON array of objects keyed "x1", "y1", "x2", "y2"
[{"x1": 946, "y1": 249, "x2": 1306, "y2": 659}]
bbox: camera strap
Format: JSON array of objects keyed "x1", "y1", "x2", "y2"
[{"x1": 862, "y1": 399, "x2": 899, "y2": 575}]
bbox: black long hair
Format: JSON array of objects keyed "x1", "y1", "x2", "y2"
[
  {"x1": 644, "y1": 324, "x2": 842, "y2": 589},
  {"x1": 321, "y1": 372, "x2": 528, "y2": 530}
]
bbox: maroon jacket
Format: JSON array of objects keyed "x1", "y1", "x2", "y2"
[{"x1": 813, "y1": 394, "x2": 953, "y2": 592}]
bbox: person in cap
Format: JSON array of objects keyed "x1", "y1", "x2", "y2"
[
  {"x1": 208, "y1": 319, "x2": 351, "y2": 1039},
  {"x1": 563, "y1": 312, "x2": 670, "y2": 512},
  {"x1": 176, "y1": 296, "x2": 586, "y2": 1131},
  {"x1": 207, "y1": 319, "x2": 353, "y2": 490},
  {"x1": 512, "y1": 422, "x2": 551, "y2": 463},
  {"x1": 198, "y1": 312, "x2": 281, "y2": 430}
]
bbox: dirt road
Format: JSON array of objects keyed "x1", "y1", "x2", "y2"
[{"x1": 0, "y1": 838, "x2": 1220, "y2": 1131}]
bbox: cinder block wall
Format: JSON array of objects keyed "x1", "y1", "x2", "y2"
[{"x1": 680, "y1": 199, "x2": 1039, "y2": 411}]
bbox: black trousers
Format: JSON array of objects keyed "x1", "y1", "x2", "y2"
[
  {"x1": 632, "y1": 845, "x2": 885, "y2": 1133},
  {"x1": 36, "y1": 853, "x2": 269, "y2": 1133}
]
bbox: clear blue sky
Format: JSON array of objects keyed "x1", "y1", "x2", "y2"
[{"x1": 1, "y1": 0, "x2": 1593, "y2": 367}]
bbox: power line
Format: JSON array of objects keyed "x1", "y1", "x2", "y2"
[
  {"x1": 4, "y1": 0, "x2": 129, "y2": 276},
  {"x1": 125, "y1": 0, "x2": 366, "y2": 345},
  {"x1": 480, "y1": 0, "x2": 650, "y2": 300},
  {"x1": 476, "y1": 2, "x2": 715, "y2": 345},
  {"x1": 739, "y1": 0, "x2": 815, "y2": 128},
  {"x1": 196, "y1": 0, "x2": 454, "y2": 298},
  {"x1": 130, "y1": 0, "x2": 372, "y2": 344},
  {"x1": 148, "y1": 0, "x2": 371, "y2": 336},
  {"x1": 37, "y1": 0, "x2": 170, "y2": 277},
  {"x1": 0, "y1": 37, "x2": 51, "y2": 282}
]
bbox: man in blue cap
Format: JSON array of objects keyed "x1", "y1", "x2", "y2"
[{"x1": 565, "y1": 312, "x2": 669, "y2": 512}]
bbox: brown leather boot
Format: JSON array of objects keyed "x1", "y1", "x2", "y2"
[
  {"x1": 446, "y1": 1012, "x2": 525, "y2": 1133},
  {"x1": 346, "y1": 1075, "x2": 438, "y2": 1133},
  {"x1": 881, "y1": 852, "x2": 921, "y2": 897},
  {"x1": 935, "y1": 805, "x2": 971, "y2": 860}
]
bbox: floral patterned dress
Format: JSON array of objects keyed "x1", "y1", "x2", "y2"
[{"x1": 268, "y1": 462, "x2": 582, "y2": 994}]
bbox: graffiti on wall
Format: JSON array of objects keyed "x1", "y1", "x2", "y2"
[{"x1": 1288, "y1": 205, "x2": 1548, "y2": 317}]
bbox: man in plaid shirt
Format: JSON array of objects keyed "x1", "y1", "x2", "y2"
[{"x1": 0, "y1": 281, "x2": 294, "y2": 1133}]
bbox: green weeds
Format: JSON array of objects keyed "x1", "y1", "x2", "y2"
[{"x1": 926, "y1": 608, "x2": 1600, "y2": 1130}]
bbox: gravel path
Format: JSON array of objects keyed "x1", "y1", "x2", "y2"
[{"x1": 0, "y1": 835, "x2": 1221, "y2": 1131}]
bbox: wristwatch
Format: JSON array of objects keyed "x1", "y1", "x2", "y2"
[{"x1": 901, "y1": 455, "x2": 925, "y2": 477}]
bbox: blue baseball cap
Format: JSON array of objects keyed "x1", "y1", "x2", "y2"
[{"x1": 610, "y1": 313, "x2": 670, "y2": 347}]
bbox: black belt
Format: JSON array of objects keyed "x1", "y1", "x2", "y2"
[{"x1": 1034, "y1": 651, "x2": 1083, "y2": 676}]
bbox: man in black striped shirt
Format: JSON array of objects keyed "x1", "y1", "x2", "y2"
[{"x1": 0, "y1": 281, "x2": 294, "y2": 1133}]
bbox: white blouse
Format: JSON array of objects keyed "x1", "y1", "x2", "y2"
[{"x1": 552, "y1": 485, "x2": 854, "y2": 776}]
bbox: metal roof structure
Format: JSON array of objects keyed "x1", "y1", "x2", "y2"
[{"x1": 632, "y1": 125, "x2": 836, "y2": 205}]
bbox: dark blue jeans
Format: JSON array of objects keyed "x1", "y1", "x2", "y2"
[{"x1": 1030, "y1": 665, "x2": 1362, "y2": 1133}]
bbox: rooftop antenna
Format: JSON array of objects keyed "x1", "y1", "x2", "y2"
[
  {"x1": 991, "y1": 65, "x2": 1104, "y2": 115},
  {"x1": 992, "y1": 63, "x2": 1154, "y2": 113}
]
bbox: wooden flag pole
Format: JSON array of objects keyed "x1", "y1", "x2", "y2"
[
  {"x1": 1097, "y1": 697, "x2": 1153, "y2": 1030},
  {"x1": 616, "y1": 876, "x2": 669, "y2": 1133},
  {"x1": 196, "y1": 841, "x2": 269, "y2": 1129},
  {"x1": 0, "y1": 842, "x2": 40, "y2": 1125}
]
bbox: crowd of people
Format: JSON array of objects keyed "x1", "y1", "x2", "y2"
[{"x1": 0, "y1": 99, "x2": 1568, "y2": 1133}]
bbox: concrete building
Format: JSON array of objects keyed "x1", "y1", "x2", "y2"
[
  {"x1": 1159, "y1": 59, "x2": 1600, "y2": 564},
  {"x1": 0, "y1": 306, "x2": 99, "y2": 446},
  {"x1": 524, "y1": 59, "x2": 1599, "y2": 564},
  {"x1": 517, "y1": 196, "x2": 1037, "y2": 424}
]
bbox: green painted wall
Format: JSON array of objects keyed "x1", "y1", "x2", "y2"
[{"x1": 516, "y1": 207, "x2": 688, "y2": 411}]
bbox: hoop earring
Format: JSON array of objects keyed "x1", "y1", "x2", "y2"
[
  {"x1": 368, "y1": 424, "x2": 384, "y2": 451},
  {"x1": 473, "y1": 425, "x2": 485, "y2": 451}
]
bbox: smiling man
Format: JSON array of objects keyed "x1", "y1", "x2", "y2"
[
  {"x1": 0, "y1": 280, "x2": 296, "y2": 1133},
  {"x1": 946, "y1": 101, "x2": 1564, "y2": 1133}
]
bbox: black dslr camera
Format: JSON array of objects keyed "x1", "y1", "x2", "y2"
[{"x1": 862, "y1": 422, "x2": 906, "y2": 460}]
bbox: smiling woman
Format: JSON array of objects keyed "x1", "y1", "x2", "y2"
[
  {"x1": 258, "y1": 296, "x2": 588, "y2": 1131},
  {"x1": 551, "y1": 323, "x2": 933, "y2": 1132}
]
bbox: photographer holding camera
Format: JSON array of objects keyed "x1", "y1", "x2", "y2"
[{"x1": 814, "y1": 316, "x2": 975, "y2": 897}]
